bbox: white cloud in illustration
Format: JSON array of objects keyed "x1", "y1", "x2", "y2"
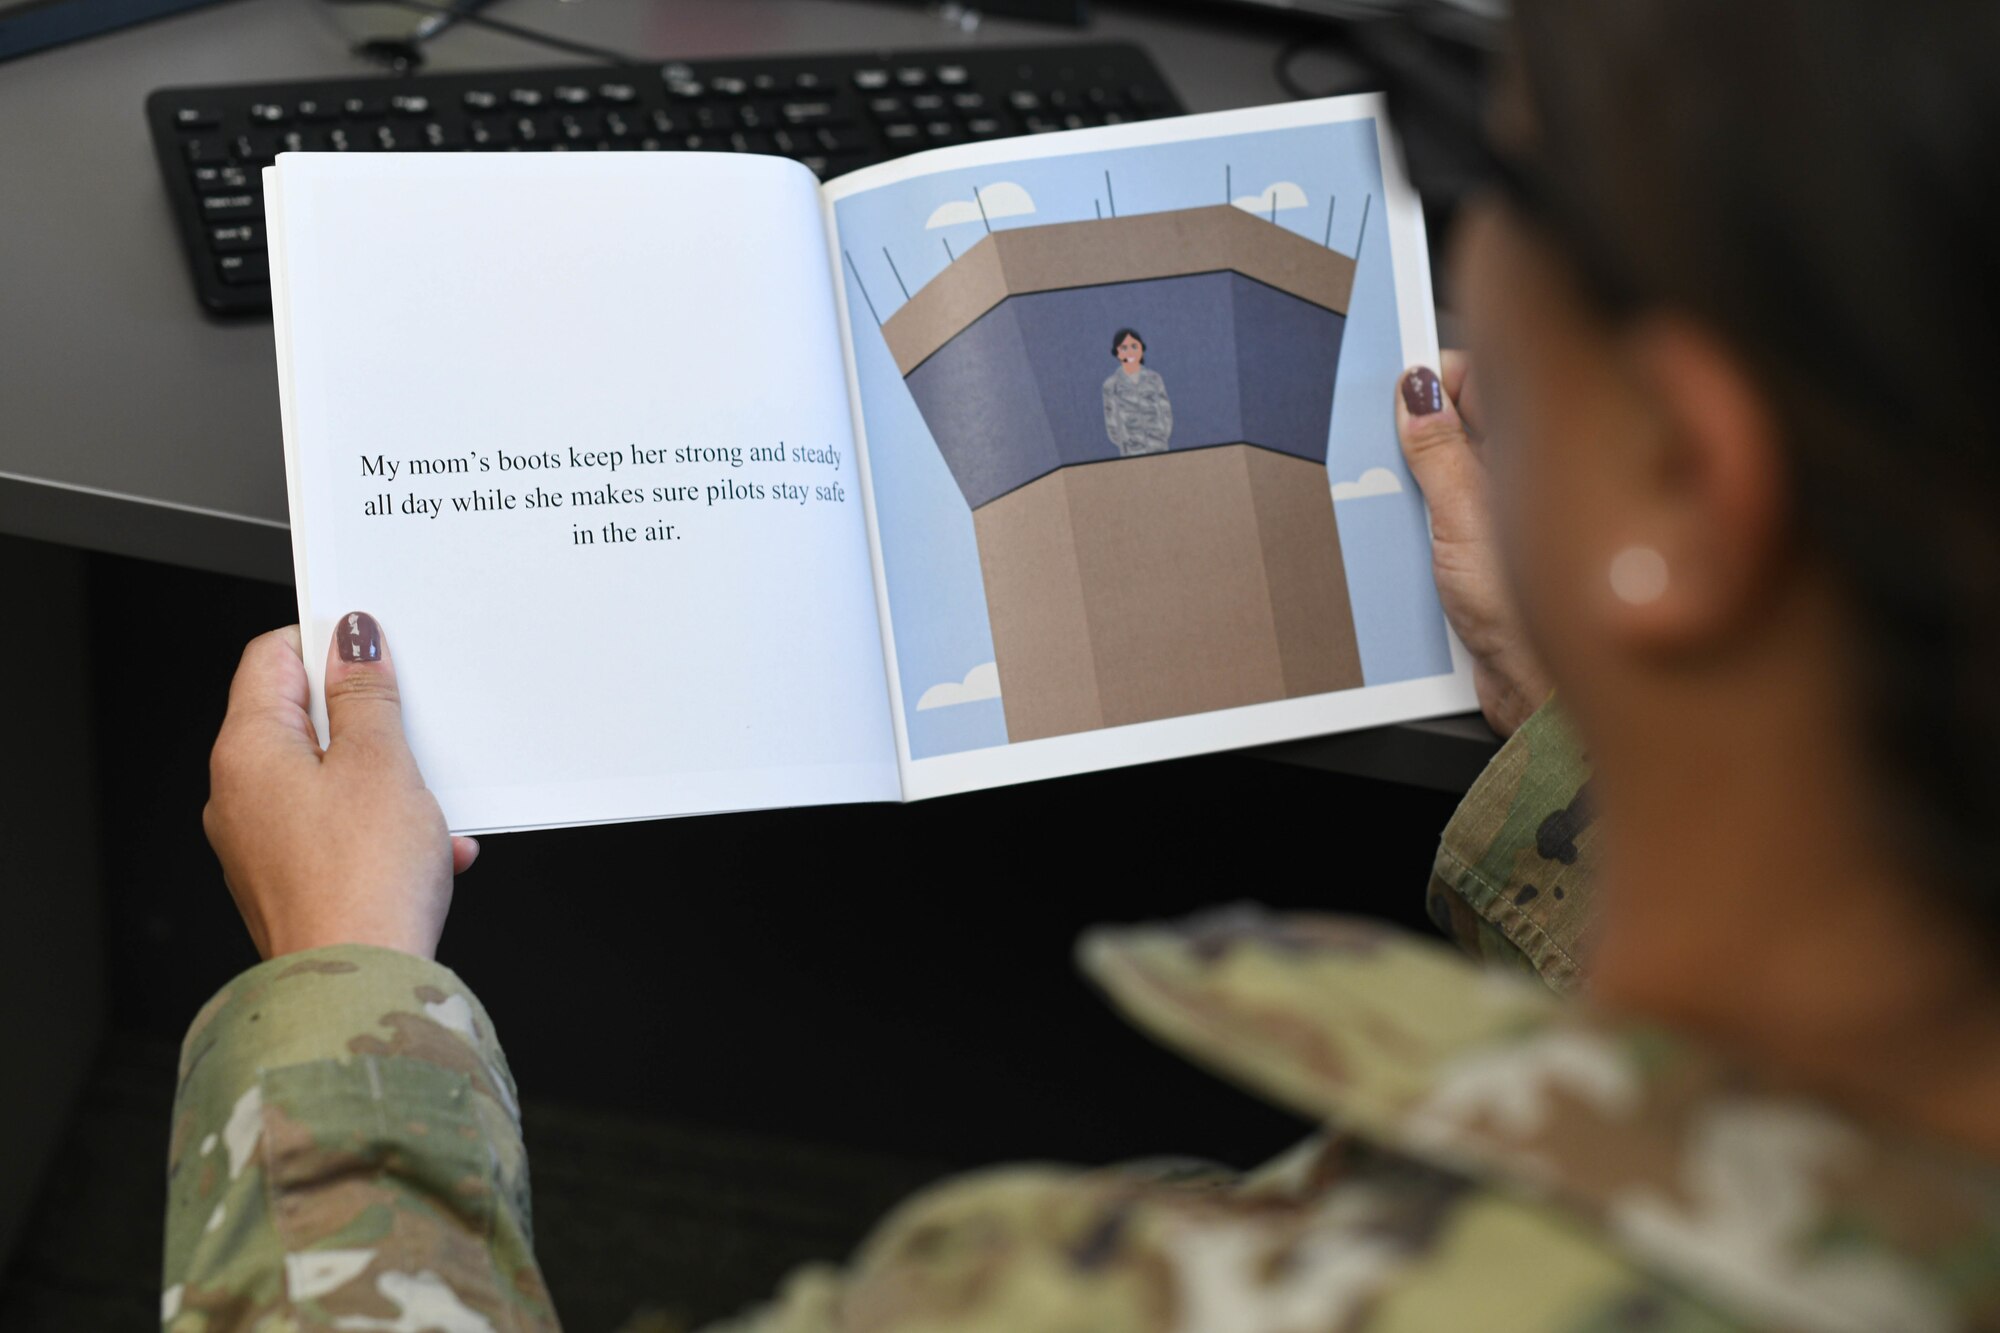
[
  {"x1": 1330, "y1": 466, "x2": 1405, "y2": 501},
  {"x1": 925, "y1": 181, "x2": 1038, "y2": 229},
  {"x1": 917, "y1": 661, "x2": 1002, "y2": 710},
  {"x1": 1231, "y1": 180, "x2": 1309, "y2": 215}
]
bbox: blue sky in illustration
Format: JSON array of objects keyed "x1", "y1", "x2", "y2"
[{"x1": 833, "y1": 118, "x2": 1453, "y2": 760}]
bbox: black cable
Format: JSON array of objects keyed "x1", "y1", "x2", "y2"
[{"x1": 321, "y1": 0, "x2": 645, "y2": 66}]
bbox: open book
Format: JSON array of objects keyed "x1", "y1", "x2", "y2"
[{"x1": 266, "y1": 94, "x2": 1475, "y2": 833}]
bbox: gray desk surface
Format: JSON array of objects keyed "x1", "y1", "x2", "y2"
[{"x1": 0, "y1": 0, "x2": 1498, "y2": 788}]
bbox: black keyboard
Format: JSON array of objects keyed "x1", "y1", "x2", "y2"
[{"x1": 145, "y1": 43, "x2": 1183, "y2": 315}]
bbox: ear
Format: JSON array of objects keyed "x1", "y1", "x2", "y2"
[{"x1": 1607, "y1": 317, "x2": 1790, "y2": 653}]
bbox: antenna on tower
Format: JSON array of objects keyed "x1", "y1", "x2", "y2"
[
  {"x1": 1225, "y1": 164, "x2": 1231, "y2": 204},
  {"x1": 842, "y1": 249, "x2": 881, "y2": 326},
  {"x1": 1323, "y1": 194, "x2": 1337, "y2": 247},
  {"x1": 942, "y1": 236, "x2": 955, "y2": 262},
  {"x1": 883, "y1": 246, "x2": 910, "y2": 301},
  {"x1": 973, "y1": 186, "x2": 991, "y2": 234},
  {"x1": 1094, "y1": 198, "x2": 1102, "y2": 220},
  {"x1": 1355, "y1": 193, "x2": 1373, "y2": 254},
  {"x1": 1104, "y1": 170, "x2": 1117, "y2": 217}
]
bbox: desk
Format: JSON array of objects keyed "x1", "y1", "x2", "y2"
[{"x1": 0, "y1": 0, "x2": 1498, "y2": 787}]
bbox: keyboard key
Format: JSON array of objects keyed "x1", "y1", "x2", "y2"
[
  {"x1": 818, "y1": 125, "x2": 870, "y2": 153},
  {"x1": 937, "y1": 65, "x2": 970, "y2": 86},
  {"x1": 650, "y1": 109, "x2": 682, "y2": 135},
  {"x1": 750, "y1": 72, "x2": 787, "y2": 95},
  {"x1": 513, "y1": 114, "x2": 555, "y2": 145},
  {"x1": 731, "y1": 130, "x2": 775, "y2": 153},
  {"x1": 894, "y1": 67, "x2": 928, "y2": 88},
  {"x1": 910, "y1": 93, "x2": 946, "y2": 114},
  {"x1": 463, "y1": 89, "x2": 501, "y2": 110},
  {"x1": 867, "y1": 96, "x2": 908, "y2": 121},
  {"x1": 599, "y1": 82, "x2": 638, "y2": 103},
  {"x1": 200, "y1": 192, "x2": 258, "y2": 221},
  {"x1": 422, "y1": 121, "x2": 463, "y2": 149},
  {"x1": 792, "y1": 71, "x2": 826, "y2": 92},
  {"x1": 665, "y1": 80, "x2": 705, "y2": 101},
  {"x1": 209, "y1": 223, "x2": 262, "y2": 252},
  {"x1": 881, "y1": 121, "x2": 921, "y2": 146},
  {"x1": 951, "y1": 91, "x2": 987, "y2": 112},
  {"x1": 343, "y1": 95, "x2": 387, "y2": 117},
  {"x1": 965, "y1": 116, "x2": 1007, "y2": 139},
  {"x1": 738, "y1": 103, "x2": 774, "y2": 129},
  {"x1": 390, "y1": 93, "x2": 431, "y2": 115},
  {"x1": 182, "y1": 134, "x2": 227, "y2": 163},
  {"x1": 509, "y1": 88, "x2": 545, "y2": 108},
  {"x1": 603, "y1": 109, "x2": 638, "y2": 139},
  {"x1": 190, "y1": 163, "x2": 251, "y2": 193},
  {"x1": 327, "y1": 126, "x2": 357, "y2": 151},
  {"x1": 781, "y1": 100, "x2": 846, "y2": 126},
  {"x1": 553, "y1": 85, "x2": 591, "y2": 105},
  {"x1": 923, "y1": 120, "x2": 961, "y2": 143},
  {"x1": 276, "y1": 128, "x2": 326, "y2": 153},
  {"x1": 295, "y1": 97, "x2": 337, "y2": 121},
  {"x1": 466, "y1": 117, "x2": 513, "y2": 147},
  {"x1": 232, "y1": 131, "x2": 279, "y2": 164},
  {"x1": 216, "y1": 252, "x2": 269, "y2": 285},
  {"x1": 1009, "y1": 90, "x2": 1041, "y2": 112},
  {"x1": 173, "y1": 106, "x2": 220, "y2": 129},
  {"x1": 371, "y1": 123, "x2": 409, "y2": 151},
  {"x1": 694, "y1": 104, "x2": 739, "y2": 131},
  {"x1": 248, "y1": 102, "x2": 287, "y2": 124},
  {"x1": 710, "y1": 75, "x2": 748, "y2": 97},
  {"x1": 852, "y1": 68, "x2": 889, "y2": 90},
  {"x1": 558, "y1": 111, "x2": 602, "y2": 142}
]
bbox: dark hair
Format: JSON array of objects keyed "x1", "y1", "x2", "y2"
[
  {"x1": 1111, "y1": 328, "x2": 1146, "y2": 360},
  {"x1": 1513, "y1": 1, "x2": 2000, "y2": 930}
]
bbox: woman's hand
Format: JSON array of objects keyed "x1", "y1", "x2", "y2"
[
  {"x1": 203, "y1": 613, "x2": 478, "y2": 961},
  {"x1": 1397, "y1": 353, "x2": 1552, "y2": 737}
]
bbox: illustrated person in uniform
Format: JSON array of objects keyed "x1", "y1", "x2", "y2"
[{"x1": 1101, "y1": 327, "x2": 1173, "y2": 456}]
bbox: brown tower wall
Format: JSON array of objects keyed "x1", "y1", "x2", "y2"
[{"x1": 973, "y1": 444, "x2": 1364, "y2": 742}]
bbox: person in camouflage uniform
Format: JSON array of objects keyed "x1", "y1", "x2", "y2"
[
  {"x1": 1102, "y1": 328, "x2": 1173, "y2": 456},
  {"x1": 174, "y1": 2, "x2": 2000, "y2": 1329}
]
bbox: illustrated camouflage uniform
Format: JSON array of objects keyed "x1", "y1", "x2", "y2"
[
  {"x1": 1102, "y1": 366, "x2": 1173, "y2": 456},
  {"x1": 162, "y1": 701, "x2": 2000, "y2": 1331}
]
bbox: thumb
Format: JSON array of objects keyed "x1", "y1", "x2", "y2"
[
  {"x1": 1395, "y1": 365, "x2": 1489, "y2": 549},
  {"x1": 323, "y1": 610, "x2": 416, "y2": 767}
]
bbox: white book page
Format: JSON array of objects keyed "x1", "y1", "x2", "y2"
[
  {"x1": 269, "y1": 152, "x2": 900, "y2": 832},
  {"x1": 821, "y1": 96, "x2": 1476, "y2": 801}
]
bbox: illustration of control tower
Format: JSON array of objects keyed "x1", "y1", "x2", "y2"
[{"x1": 881, "y1": 203, "x2": 1365, "y2": 743}]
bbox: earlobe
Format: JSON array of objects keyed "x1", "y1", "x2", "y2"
[{"x1": 1616, "y1": 318, "x2": 1790, "y2": 644}]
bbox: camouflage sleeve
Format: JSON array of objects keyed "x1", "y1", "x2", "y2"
[
  {"x1": 163, "y1": 945, "x2": 558, "y2": 1332},
  {"x1": 1423, "y1": 695, "x2": 1598, "y2": 992},
  {"x1": 1102, "y1": 379, "x2": 1128, "y2": 452}
]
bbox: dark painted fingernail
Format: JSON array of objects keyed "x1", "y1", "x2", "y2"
[
  {"x1": 335, "y1": 611, "x2": 383, "y2": 665},
  {"x1": 1401, "y1": 366, "x2": 1444, "y2": 417}
]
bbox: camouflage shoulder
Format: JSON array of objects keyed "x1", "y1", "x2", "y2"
[
  {"x1": 1079, "y1": 907, "x2": 2000, "y2": 1333},
  {"x1": 164, "y1": 944, "x2": 554, "y2": 1332},
  {"x1": 1426, "y1": 693, "x2": 1598, "y2": 992},
  {"x1": 700, "y1": 1146, "x2": 1740, "y2": 1333}
]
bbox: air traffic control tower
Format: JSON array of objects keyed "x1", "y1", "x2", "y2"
[{"x1": 881, "y1": 204, "x2": 1365, "y2": 742}]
